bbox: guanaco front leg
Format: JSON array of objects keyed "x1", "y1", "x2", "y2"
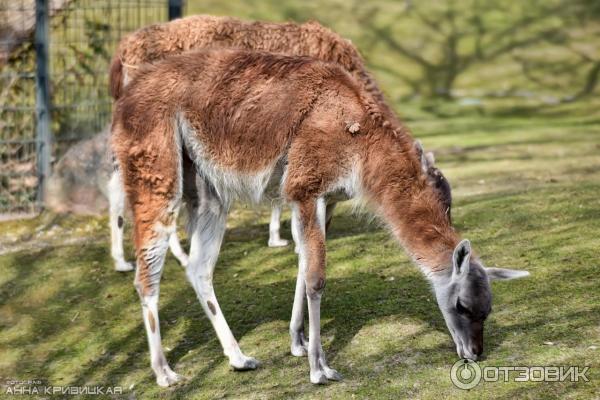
[
  {"x1": 290, "y1": 208, "x2": 308, "y2": 356},
  {"x1": 293, "y1": 198, "x2": 341, "y2": 384},
  {"x1": 289, "y1": 198, "x2": 336, "y2": 356},
  {"x1": 167, "y1": 208, "x2": 189, "y2": 268},
  {"x1": 268, "y1": 202, "x2": 289, "y2": 247},
  {"x1": 324, "y1": 201, "x2": 337, "y2": 232}
]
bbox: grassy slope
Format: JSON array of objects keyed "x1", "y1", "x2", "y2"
[{"x1": 1, "y1": 98, "x2": 599, "y2": 399}]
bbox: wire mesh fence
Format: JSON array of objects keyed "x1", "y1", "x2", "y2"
[{"x1": 0, "y1": 0, "x2": 174, "y2": 216}]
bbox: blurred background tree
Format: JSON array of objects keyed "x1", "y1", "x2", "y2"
[
  {"x1": 358, "y1": 0, "x2": 575, "y2": 99},
  {"x1": 187, "y1": 0, "x2": 599, "y2": 112},
  {"x1": 1, "y1": 0, "x2": 598, "y2": 123},
  {"x1": 511, "y1": 0, "x2": 600, "y2": 101}
]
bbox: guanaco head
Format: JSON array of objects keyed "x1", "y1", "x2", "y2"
[{"x1": 433, "y1": 239, "x2": 529, "y2": 360}]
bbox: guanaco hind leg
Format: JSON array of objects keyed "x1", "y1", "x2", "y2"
[
  {"x1": 109, "y1": 169, "x2": 134, "y2": 272},
  {"x1": 109, "y1": 168, "x2": 189, "y2": 272},
  {"x1": 132, "y1": 200, "x2": 184, "y2": 387},
  {"x1": 185, "y1": 178, "x2": 259, "y2": 370}
]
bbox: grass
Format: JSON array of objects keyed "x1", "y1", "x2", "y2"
[{"x1": 1, "y1": 97, "x2": 599, "y2": 399}]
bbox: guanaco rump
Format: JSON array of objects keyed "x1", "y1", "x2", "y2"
[
  {"x1": 111, "y1": 48, "x2": 529, "y2": 386},
  {"x1": 107, "y1": 15, "x2": 451, "y2": 272}
]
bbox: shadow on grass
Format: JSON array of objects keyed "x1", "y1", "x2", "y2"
[
  {"x1": 1, "y1": 186, "x2": 598, "y2": 398},
  {"x1": 0, "y1": 216, "x2": 440, "y2": 375}
]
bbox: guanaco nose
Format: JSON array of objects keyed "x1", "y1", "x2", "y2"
[{"x1": 472, "y1": 343, "x2": 483, "y2": 357}]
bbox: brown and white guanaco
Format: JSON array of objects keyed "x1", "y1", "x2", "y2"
[
  {"x1": 107, "y1": 15, "x2": 451, "y2": 272},
  {"x1": 111, "y1": 48, "x2": 528, "y2": 386}
]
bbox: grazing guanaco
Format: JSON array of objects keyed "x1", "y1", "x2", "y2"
[
  {"x1": 107, "y1": 15, "x2": 451, "y2": 271},
  {"x1": 111, "y1": 49, "x2": 528, "y2": 386}
]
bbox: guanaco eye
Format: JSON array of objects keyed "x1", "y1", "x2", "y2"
[{"x1": 456, "y1": 299, "x2": 471, "y2": 316}]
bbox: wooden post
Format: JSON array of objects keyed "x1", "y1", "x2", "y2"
[{"x1": 35, "y1": 0, "x2": 51, "y2": 208}]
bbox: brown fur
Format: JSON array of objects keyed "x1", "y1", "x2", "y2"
[
  {"x1": 298, "y1": 200, "x2": 327, "y2": 296},
  {"x1": 426, "y1": 165, "x2": 452, "y2": 223},
  {"x1": 111, "y1": 49, "x2": 459, "y2": 296},
  {"x1": 148, "y1": 310, "x2": 156, "y2": 333},
  {"x1": 109, "y1": 15, "x2": 394, "y2": 121},
  {"x1": 110, "y1": 15, "x2": 453, "y2": 231}
]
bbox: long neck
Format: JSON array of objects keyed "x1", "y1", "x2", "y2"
[{"x1": 359, "y1": 128, "x2": 459, "y2": 273}]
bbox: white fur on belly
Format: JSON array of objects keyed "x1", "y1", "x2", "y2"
[{"x1": 177, "y1": 113, "x2": 278, "y2": 207}]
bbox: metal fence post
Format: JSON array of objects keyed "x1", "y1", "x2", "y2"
[
  {"x1": 35, "y1": 0, "x2": 51, "y2": 208},
  {"x1": 168, "y1": 0, "x2": 183, "y2": 20}
]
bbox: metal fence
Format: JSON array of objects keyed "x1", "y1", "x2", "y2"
[{"x1": 0, "y1": 0, "x2": 181, "y2": 216}]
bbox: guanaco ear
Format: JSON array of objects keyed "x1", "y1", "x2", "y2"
[
  {"x1": 414, "y1": 140, "x2": 424, "y2": 156},
  {"x1": 452, "y1": 239, "x2": 471, "y2": 279},
  {"x1": 414, "y1": 141, "x2": 428, "y2": 172},
  {"x1": 425, "y1": 151, "x2": 435, "y2": 167},
  {"x1": 486, "y1": 267, "x2": 530, "y2": 281}
]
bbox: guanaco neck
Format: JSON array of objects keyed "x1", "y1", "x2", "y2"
[{"x1": 359, "y1": 124, "x2": 459, "y2": 274}]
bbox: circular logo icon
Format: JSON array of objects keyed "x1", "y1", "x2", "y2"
[{"x1": 450, "y1": 359, "x2": 482, "y2": 390}]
